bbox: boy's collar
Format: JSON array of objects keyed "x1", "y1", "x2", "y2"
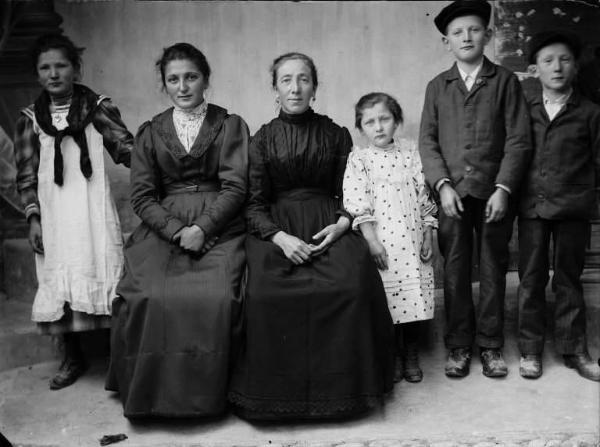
[
  {"x1": 444, "y1": 56, "x2": 495, "y2": 81},
  {"x1": 531, "y1": 88, "x2": 581, "y2": 107}
]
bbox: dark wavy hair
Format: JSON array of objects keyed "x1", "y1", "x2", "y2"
[
  {"x1": 156, "y1": 43, "x2": 211, "y2": 88},
  {"x1": 30, "y1": 33, "x2": 84, "y2": 74},
  {"x1": 270, "y1": 52, "x2": 318, "y2": 88},
  {"x1": 354, "y1": 92, "x2": 404, "y2": 130}
]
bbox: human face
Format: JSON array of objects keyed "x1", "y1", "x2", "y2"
[
  {"x1": 164, "y1": 59, "x2": 207, "y2": 110},
  {"x1": 443, "y1": 15, "x2": 491, "y2": 65},
  {"x1": 36, "y1": 49, "x2": 78, "y2": 99},
  {"x1": 360, "y1": 102, "x2": 399, "y2": 149},
  {"x1": 534, "y1": 43, "x2": 577, "y2": 95},
  {"x1": 274, "y1": 59, "x2": 315, "y2": 114}
]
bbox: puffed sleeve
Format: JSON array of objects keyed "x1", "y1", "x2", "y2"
[
  {"x1": 192, "y1": 114, "x2": 249, "y2": 238},
  {"x1": 343, "y1": 148, "x2": 376, "y2": 231},
  {"x1": 246, "y1": 127, "x2": 281, "y2": 240},
  {"x1": 130, "y1": 122, "x2": 185, "y2": 241},
  {"x1": 334, "y1": 126, "x2": 354, "y2": 221},
  {"x1": 407, "y1": 140, "x2": 438, "y2": 228},
  {"x1": 93, "y1": 98, "x2": 133, "y2": 168},
  {"x1": 13, "y1": 113, "x2": 41, "y2": 221}
]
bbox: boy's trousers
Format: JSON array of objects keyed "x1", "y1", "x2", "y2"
[
  {"x1": 438, "y1": 195, "x2": 515, "y2": 350},
  {"x1": 517, "y1": 218, "x2": 588, "y2": 355}
]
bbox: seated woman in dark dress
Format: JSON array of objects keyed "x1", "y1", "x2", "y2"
[
  {"x1": 106, "y1": 43, "x2": 249, "y2": 418},
  {"x1": 228, "y1": 52, "x2": 395, "y2": 420}
]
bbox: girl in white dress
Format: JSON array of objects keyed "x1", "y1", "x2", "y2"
[
  {"x1": 14, "y1": 34, "x2": 132, "y2": 389},
  {"x1": 343, "y1": 92, "x2": 437, "y2": 383}
]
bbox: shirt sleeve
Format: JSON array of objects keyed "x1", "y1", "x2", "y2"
[
  {"x1": 418, "y1": 80, "x2": 452, "y2": 190},
  {"x1": 13, "y1": 113, "x2": 41, "y2": 221},
  {"x1": 245, "y1": 127, "x2": 281, "y2": 240},
  {"x1": 334, "y1": 126, "x2": 354, "y2": 222},
  {"x1": 93, "y1": 99, "x2": 133, "y2": 168},
  {"x1": 129, "y1": 122, "x2": 185, "y2": 241},
  {"x1": 343, "y1": 149, "x2": 376, "y2": 231},
  {"x1": 494, "y1": 73, "x2": 533, "y2": 192},
  {"x1": 409, "y1": 141, "x2": 438, "y2": 229},
  {"x1": 192, "y1": 115, "x2": 249, "y2": 238}
]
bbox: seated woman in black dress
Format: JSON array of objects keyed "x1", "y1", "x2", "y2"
[
  {"x1": 228, "y1": 52, "x2": 395, "y2": 420},
  {"x1": 106, "y1": 43, "x2": 249, "y2": 418}
]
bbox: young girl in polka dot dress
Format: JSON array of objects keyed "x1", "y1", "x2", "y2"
[{"x1": 343, "y1": 92, "x2": 437, "y2": 383}]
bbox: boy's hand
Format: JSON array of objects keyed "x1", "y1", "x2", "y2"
[
  {"x1": 485, "y1": 188, "x2": 508, "y2": 223},
  {"x1": 420, "y1": 227, "x2": 433, "y2": 263},
  {"x1": 439, "y1": 183, "x2": 463, "y2": 219},
  {"x1": 367, "y1": 239, "x2": 388, "y2": 270}
]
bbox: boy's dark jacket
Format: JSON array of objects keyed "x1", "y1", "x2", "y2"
[
  {"x1": 519, "y1": 90, "x2": 600, "y2": 220},
  {"x1": 419, "y1": 56, "x2": 531, "y2": 200}
]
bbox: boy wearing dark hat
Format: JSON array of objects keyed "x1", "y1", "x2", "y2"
[
  {"x1": 517, "y1": 30, "x2": 600, "y2": 381},
  {"x1": 419, "y1": 0, "x2": 531, "y2": 378}
]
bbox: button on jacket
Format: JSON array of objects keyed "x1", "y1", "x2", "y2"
[
  {"x1": 519, "y1": 91, "x2": 600, "y2": 220},
  {"x1": 419, "y1": 57, "x2": 532, "y2": 199}
]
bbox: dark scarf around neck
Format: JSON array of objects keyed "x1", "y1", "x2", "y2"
[{"x1": 34, "y1": 83, "x2": 100, "y2": 186}]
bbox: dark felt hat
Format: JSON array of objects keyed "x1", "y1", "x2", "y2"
[
  {"x1": 434, "y1": 0, "x2": 491, "y2": 34},
  {"x1": 528, "y1": 30, "x2": 582, "y2": 64}
]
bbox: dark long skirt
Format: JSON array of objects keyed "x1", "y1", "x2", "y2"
[
  {"x1": 229, "y1": 189, "x2": 395, "y2": 420},
  {"x1": 106, "y1": 192, "x2": 245, "y2": 418}
]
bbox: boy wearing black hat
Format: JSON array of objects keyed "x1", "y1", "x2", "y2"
[
  {"x1": 517, "y1": 30, "x2": 600, "y2": 381},
  {"x1": 419, "y1": 0, "x2": 531, "y2": 378}
]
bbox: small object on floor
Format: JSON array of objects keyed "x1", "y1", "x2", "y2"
[
  {"x1": 564, "y1": 352, "x2": 600, "y2": 382},
  {"x1": 99, "y1": 434, "x2": 128, "y2": 446},
  {"x1": 445, "y1": 347, "x2": 471, "y2": 378},
  {"x1": 49, "y1": 359, "x2": 88, "y2": 390},
  {"x1": 480, "y1": 348, "x2": 508, "y2": 378},
  {"x1": 519, "y1": 354, "x2": 542, "y2": 379}
]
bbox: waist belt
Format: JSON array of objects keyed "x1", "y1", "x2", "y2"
[
  {"x1": 164, "y1": 181, "x2": 220, "y2": 195},
  {"x1": 276, "y1": 187, "x2": 330, "y2": 201}
]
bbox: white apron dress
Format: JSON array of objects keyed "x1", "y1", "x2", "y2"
[{"x1": 24, "y1": 99, "x2": 124, "y2": 326}]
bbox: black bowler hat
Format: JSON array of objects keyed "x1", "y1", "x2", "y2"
[
  {"x1": 434, "y1": 0, "x2": 491, "y2": 34},
  {"x1": 527, "y1": 30, "x2": 582, "y2": 64}
]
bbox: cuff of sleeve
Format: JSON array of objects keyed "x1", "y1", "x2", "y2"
[
  {"x1": 336, "y1": 209, "x2": 353, "y2": 223},
  {"x1": 435, "y1": 178, "x2": 451, "y2": 192},
  {"x1": 422, "y1": 216, "x2": 438, "y2": 229},
  {"x1": 261, "y1": 226, "x2": 282, "y2": 241},
  {"x1": 351, "y1": 214, "x2": 377, "y2": 231},
  {"x1": 495, "y1": 184, "x2": 512, "y2": 194},
  {"x1": 24, "y1": 203, "x2": 40, "y2": 221},
  {"x1": 163, "y1": 217, "x2": 186, "y2": 241},
  {"x1": 193, "y1": 215, "x2": 217, "y2": 239}
]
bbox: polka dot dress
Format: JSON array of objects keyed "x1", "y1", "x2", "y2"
[{"x1": 343, "y1": 139, "x2": 437, "y2": 324}]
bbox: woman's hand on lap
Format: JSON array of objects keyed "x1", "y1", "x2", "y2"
[
  {"x1": 178, "y1": 225, "x2": 205, "y2": 252},
  {"x1": 272, "y1": 231, "x2": 312, "y2": 265}
]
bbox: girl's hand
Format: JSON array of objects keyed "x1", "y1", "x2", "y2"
[
  {"x1": 439, "y1": 183, "x2": 463, "y2": 219},
  {"x1": 420, "y1": 227, "x2": 434, "y2": 263},
  {"x1": 310, "y1": 217, "x2": 350, "y2": 255},
  {"x1": 178, "y1": 225, "x2": 205, "y2": 252},
  {"x1": 28, "y1": 216, "x2": 44, "y2": 254},
  {"x1": 272, "y1": 231, "x2": 312, "y2": 265},
  {"x1": 485, "y1": 188, "x2": 508, "y2": 223},
  {"x1": 368, "y1": 239, "x2": 388, "y2": 270}
]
